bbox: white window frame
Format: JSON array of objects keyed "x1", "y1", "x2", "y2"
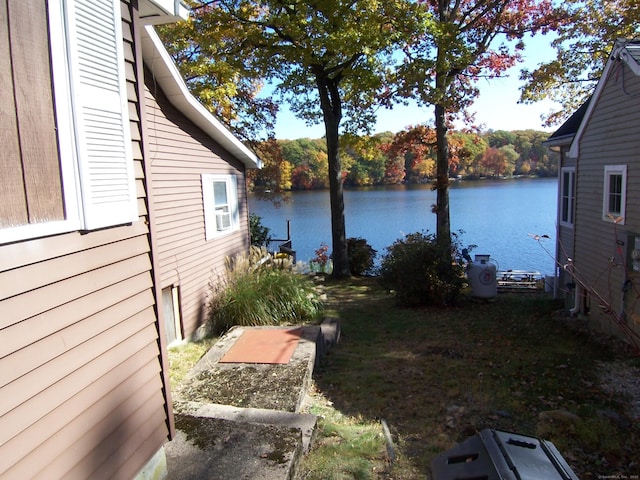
[
  {"x1": 0, "y1": 0, "x2": 136, "y2": 245},
  {"x1": 560, "y1": 167, "x2": 576, "y2": 228},
  {"x1": 202, "y1": 174, "x2": 239, "y2": 240},
  {"x1": 603, "y1": 165, "x2": 627, "y2": 224}
]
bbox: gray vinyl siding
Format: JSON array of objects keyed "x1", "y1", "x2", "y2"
[
  {"x1": 557, "y1": 147, "x2": 577, "y2": 293},
  {"x1": 145, "y1": 77, "x2": 250, "y2": 339},
  {"x1": 557, "y1": 225, "x2": 575, "y2": 292},
  {"x1": 0, "y1": 3, "x2": 169, "y2": 479},
  {"x1": 574, "y1": 60, "x2": 640, "y2": 336}
]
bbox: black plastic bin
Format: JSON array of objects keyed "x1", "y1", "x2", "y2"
[{"x1": 430, "y1": 429, "x2": 580, "y2": 480}]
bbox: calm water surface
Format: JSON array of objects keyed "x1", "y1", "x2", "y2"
[{"x1": 248, "y1": 177, "x2": 557, "y2": 275}]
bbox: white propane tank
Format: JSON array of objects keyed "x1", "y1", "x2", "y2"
[{"x1": 468, "y1": 254, "x2": 497, "y2": 298}]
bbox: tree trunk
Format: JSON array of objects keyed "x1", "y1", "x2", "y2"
[
  {"x1": 434, "y1": 99, "x2": 452, "y2": 252},
  {"x1": 433, "y1": 36, "x2": 452, "y2": 252},
  {"x1": 316, "y1": 71, "x2": 350, "y2": 278}
]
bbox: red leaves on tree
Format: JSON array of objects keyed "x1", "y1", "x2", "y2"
[{"x1": 383, "y1": 125, "x2": 464, "y2": 180}]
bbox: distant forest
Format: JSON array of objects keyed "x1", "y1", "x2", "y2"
[{"x1": 248, "y1": 128, "x2": 558, "y2": 192}]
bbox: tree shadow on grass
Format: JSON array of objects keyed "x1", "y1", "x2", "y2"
[{"x1": 311, "y1": 278, "x2": 640, "y2": 479}]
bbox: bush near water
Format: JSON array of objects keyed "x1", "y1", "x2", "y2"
[
  {"x1": 379, "y1": 231, "x2": 469, "y2": 307},
  {"x1": 346, "y1": 237, "x2": 377, "y2": 276}
]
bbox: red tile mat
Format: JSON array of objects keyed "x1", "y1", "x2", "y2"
[{"x1": 219, "y1": 328, "x2": 303, "y2": 364}]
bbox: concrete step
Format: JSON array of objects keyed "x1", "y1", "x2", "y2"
[
  {"x1": 165, "y1": 414, "x2": 302, "y2": 480},
  {"x1": 176, "y1": 401, "x2": 318, "y2": 454},
  {"x1": 164, "y1": 318, "x2": 341, "y2": 480}
]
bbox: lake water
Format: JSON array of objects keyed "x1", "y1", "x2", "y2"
[{"x1": 248, "y1": 177, "x2": 558, "y2": 275}]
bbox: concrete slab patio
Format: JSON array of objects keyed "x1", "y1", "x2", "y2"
[{"x1": 164, "y1": 319, "x2": 340, "y2": 480}]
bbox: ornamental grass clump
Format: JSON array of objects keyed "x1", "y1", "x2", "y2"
[
  {"x1": 379, "y1": 231, "x2": 467, "y2": 307},
  {"x1": 208, "y1": 247, "x2": 323, "y2": 334}
]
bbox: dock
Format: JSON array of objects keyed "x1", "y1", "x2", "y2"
[{"x1": 497, "y1": 270, "x2": 544, "y2": 291}]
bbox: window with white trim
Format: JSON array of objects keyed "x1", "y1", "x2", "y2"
[
  {"x1": 202, "y1": 174, "x2": 239, "y2": 240},
  {"x1": 603, "y1": 165, "x2": 627, "y2": 224},
  {"x1": 0, "y1": 0, "x2": 136, "y2": 245},
  {"x1": 560, "y1": 167, "x2": 575, "y2": 227}
]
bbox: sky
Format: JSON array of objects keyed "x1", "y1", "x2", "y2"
[{"x1": 271, "y1": 34, "x2": 561, "y2": 139}]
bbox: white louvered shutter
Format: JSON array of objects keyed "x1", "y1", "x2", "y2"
[{"x1": 65, "y1": 0, "x2": 138, "y2": 229}]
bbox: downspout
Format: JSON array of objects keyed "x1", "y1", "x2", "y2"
[
  {"x1": 569, "y1": 282, "x2": 581, "y2": 315},
  {"x1": 553, "y1": 159, "x2": 561, "y2": 300},
  {"x1": 569, "y1": 142, "x2": 580, "y2": 315}
]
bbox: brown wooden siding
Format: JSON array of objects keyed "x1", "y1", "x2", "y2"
[
  {"x1": 574, "y1": 60, "x2": 640, "y2": 336},
  {"x1": 0, "y1": 2, "x2": 169, "y2": 479},
  {"x1": 144, "y1": 75, "x2": 250, "y2": 339}
]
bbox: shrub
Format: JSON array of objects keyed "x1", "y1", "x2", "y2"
[
  {"x1": 379, "y1": 231, "x2": 467, "y2": 307},
  {"x1": 208, "y1": 247, "x2": 323, "y2": 334},
  {"x1": 249, "y1": 213, "x2": 271, "y2": 246},
  {"x1": 346, "y1": 237, "x2": 377, "y2": 276},
  {"x1": 310, "y1": 243, "x2": 331, "y2": 274}
]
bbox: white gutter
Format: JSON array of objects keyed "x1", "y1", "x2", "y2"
[
  {"x1": 139, "y1": 0, "x2": 190, "y2": 25},
  {"x1": 141, "y1": 26, "x2": 262, "y2": 169},
  {"x1": 543, "y1": 134, "x2": 575, "y2": 149},
  {"x1": 614, "y1": 41, "x2": 640, "y2": 76}
]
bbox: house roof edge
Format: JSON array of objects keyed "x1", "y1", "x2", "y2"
[
  {"x1": 141, "y1": 26, "x2": 262, "y2": 169},
  {"x1": 568, "y1": 39, "x2": 640, "y2": 159}
]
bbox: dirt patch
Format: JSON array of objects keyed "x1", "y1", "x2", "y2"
[
  {"x1": 178, "y1": 357, "x2": 310, "y2": 412},
  {"x1": 597, "y1": 360, "x2": 640, "y2": 420}
]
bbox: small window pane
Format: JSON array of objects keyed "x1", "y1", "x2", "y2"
[
  {"x1": 603, "y1": 165, "x2": 626, "y2": 224},
  {"x1": 608, "y1": 174, "x2": 622, "y2": 214},
  {"x1": 560, "y1": 169, "x2": 575, "y2": 226},
  {"x1": 213, "y1": 182, "x2": 228, "y2": 206}
]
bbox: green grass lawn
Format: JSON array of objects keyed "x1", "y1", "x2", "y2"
[
  {"x1": 167, "y1": 336, "x2": 218, "y2": 391},
  {"x1": 299, "y1": 276, "x2": 640, "y2": 479}
]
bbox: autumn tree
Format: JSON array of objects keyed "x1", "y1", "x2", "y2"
[
  {"x1": 486, "y1": 130, "x2": 517, "y2": 148},
  {"x1": 382, "y1": 152, "x2": 406, "y2": 184},
  {"x1": 158, "y1": 13, "x2": 278, "y2": 142},
  {"x1": 291, "y1": 165, "x2": 315, "y2": 190},
  {"x1": 451, "y1": 131, "x2": 487, "y2": 177},
  {"x1": 395, "y1": 0, "x2": 561, "y2": 251},
  {"x1": 249, "y1": 139, "x2": 292, "y2": 202},
  {"x1": 385, "y1": 125, "x2": 438, "y2": 183},
  {"x1": 519, "y1": 0, "x2": 640, "y2": 125},
  {"x1": 163, "y1": 0, "x2": 424, "y2": 278},
  {"x1": 280, "y1": 138, "x2": 326, "y2": 168},
  {"x1": 341, "y1": 134, "x2": 387, "y2": 186},
  {"x1": 479, "y1": 147, "x2": 504, "y2": 176}
]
